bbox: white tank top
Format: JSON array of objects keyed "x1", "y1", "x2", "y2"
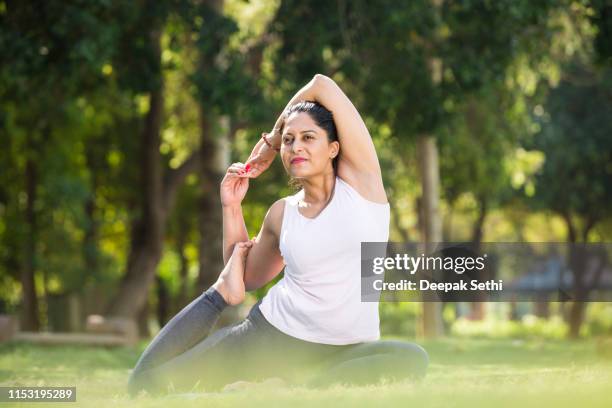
[{"x1": 259, "y1": 177, "x2": 390, "y2": 345}]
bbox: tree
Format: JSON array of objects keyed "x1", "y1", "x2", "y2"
[
  {"x1": 439, "y1": 87, "x2": 521, "y2": 319},
  {"x1": 0, "y1": 0, "x2": 124, "y2": 330},
  {"x1": 106, "y1": 2, "x2": 200, "y2": 321},
  {"x1": 530, "y1": 63, "x2": 612, "y2": 337},
  {"x1": 107, "y1": 0, "x2": 263, "y2": 325}
]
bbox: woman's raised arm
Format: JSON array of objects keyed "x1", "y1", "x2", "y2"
[
  {"x1": 309, "y1": 74, "x2": 386, "y2": 202},
  {"x1": 249, "y1": 74, "x2": 386, "y2": 203},
  {"x1": 310, "y1": 75, "x2": 381, "y2": 172}
]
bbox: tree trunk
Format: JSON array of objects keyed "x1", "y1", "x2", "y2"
[
  {"x1": 107, "y1": 84, "x2": 165, "y2": 320},
  {"x1": 469, "y1": 195, "x2": 488, "y2": 320},
  {"x1": 566, "y1": 245, "x2": 606, "y2": 339},
  {"x1": 389, "y1": 199, "x2": 410, "y2": 243},
  {"x1": 107, "y1": 29, "x2": 165, "y2": 321},
  {"x1": 20, "y1": 138, "x2": 40, "y2": 331},
  {"x1": 196, "y1": 112, "x2": 228, "y2": 293},
  {"x1": 471, "y1": 195, "x2": 487, "y2": 250},
  {"x1": 136, "y1": 296, "x2": 151, "y2": 338},
  {"x1": 417, "y1": 135, "x2": 444, "y2": 338},
  {"x1": 195, "y1": 0, "x2": 227, "y2": 293},
  {"x1": 156, "y1": 275, "x2": 170, "y2": 327},
  {"x1": 563, "y1": 219, "x2": 587, "y2": 339},
  {"x1": 106, "y1": 26, "x2": 202, "y2": 329},
  {"x1": 568, "y1": 300, "x2": 586, "y2": 339}
]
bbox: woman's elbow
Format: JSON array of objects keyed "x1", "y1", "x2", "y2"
[
  {"x1": 244, "y1": 279, "x2": 257, "y2": 292},
  {"x1": 244, "y1": 271, "x2": 262, "y2": 292},
  {"x1": 244, "y1": 265, "x2": 280, "y2": 291},
  {"x1": 312, "y1": 73, "x2": 334, "y2": 88}
]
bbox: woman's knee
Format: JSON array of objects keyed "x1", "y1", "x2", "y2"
[
  {"x1": 367, "y1": 340, "x2": 429, "y2": 378},
  {"x1": 395, "y1": 341, "x2": 428, "y2": 373},
  {"x1": 314, "y1": 340, "x2": 429, "y2": 387},
  {"x1": 401, "y1": 342, "x2": 429, "y2": 378}
]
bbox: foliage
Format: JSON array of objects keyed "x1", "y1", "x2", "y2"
[
  {"x1": 1, "y1": 0, "x2": 611, "y2": 333},
  {"x1": 529, "y1": 63, "x2": 612, "y2": 234},
  {"x1": 451, "y1": 303, "x2": 612, "y2": 339},
  {"x1": 0, "y1": 1, "x2": 143, "y2": 310},
  {"x1": 379, "y1": 302, "x2": 420, "y2": 338},
  {"x1": 451, "y1": 315, "x2": 569, "y2": 340}
]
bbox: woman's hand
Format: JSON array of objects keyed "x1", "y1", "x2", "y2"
[
  {"x1": 244, "y1": 133, "x2": 279, "y2": 178},
  {"x1": 220, "y1": 163, "x2": 250, "y2": 207}
]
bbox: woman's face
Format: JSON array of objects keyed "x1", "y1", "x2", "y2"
[{"x1": 280, "y1": 112, "x2": 339, "y2": 179}]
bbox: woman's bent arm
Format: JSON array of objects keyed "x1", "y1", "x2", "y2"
[
  {"x1": 220, "y1": 164, "x2": 251, "y2": 264},
  {"x1": 243, "y1": 199, "x2": 285, "y2": 291},
  {"x1": 222, "y1": 204, "x2": 249, "y2": 264}
]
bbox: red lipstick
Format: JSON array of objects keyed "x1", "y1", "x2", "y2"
[{"x1": 290, "y1": 157, "x2": 306, "y2": 165}]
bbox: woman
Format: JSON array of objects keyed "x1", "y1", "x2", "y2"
[{"x1": 128, "y1": 74, "x2": 428, "y2": 396}]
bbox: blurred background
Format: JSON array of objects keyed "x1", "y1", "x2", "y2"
[{"x1": 1, "y1": 0, "x2": 611, "y2": 345}]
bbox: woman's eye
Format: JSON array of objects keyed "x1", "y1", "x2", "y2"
[{"x1": 283, "y1": 137, "x2": 292, "y2": 144}]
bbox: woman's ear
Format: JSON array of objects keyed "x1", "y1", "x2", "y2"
[{"x1": 329, "y1": 141, "x2": 340, "y2": 159}]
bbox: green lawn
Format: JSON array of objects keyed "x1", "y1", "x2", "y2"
[{"x1": 1, "y1": 337, "x2": 611, "y2": 407}]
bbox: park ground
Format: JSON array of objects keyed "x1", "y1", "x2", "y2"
[{"x1": 0, "y1": 337, "x2": 611, "y2": 408}]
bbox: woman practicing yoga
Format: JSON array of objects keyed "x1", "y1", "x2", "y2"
[{"x1": 128, "y1": 74, "x2": 428, "y2": 396}]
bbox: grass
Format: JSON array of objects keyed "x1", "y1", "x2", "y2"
[{"x1": 1, "y1": 337, "x2": 611, "y2": 407}]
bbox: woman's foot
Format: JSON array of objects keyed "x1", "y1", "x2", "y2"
[{"x1": 213, "y1": 241, "x2": 253, "y2": 306}]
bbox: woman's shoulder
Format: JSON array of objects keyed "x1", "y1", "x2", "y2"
[{"x1": 263, "y1": 198, "x2": 288, "y2": 238}]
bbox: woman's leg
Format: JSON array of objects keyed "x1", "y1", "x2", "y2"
[
  {"x1": 128, "y1": 304, "x2": 276, "y2": 395},
  {"x1": 308, "y1": 340, "x2": 429, "y2": 387},
  {"x1": 128, "y1": 299, "x2": 332, "y2": 395},
  {"x1": 127, "y1": 287, "x2": 228, "y2": 395},
  {"x1": 128, "y1": 242, "x2": 255, "y2": 395}
]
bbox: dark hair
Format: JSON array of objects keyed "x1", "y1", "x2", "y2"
[{"x1": 280, "y1": 101, "x2": 339, "y2": 174}]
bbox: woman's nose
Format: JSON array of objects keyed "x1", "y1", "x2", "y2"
[{"x1": 291, "y1": 140, "x2": 305, "y2": 153}]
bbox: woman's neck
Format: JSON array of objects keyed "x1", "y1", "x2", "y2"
[{"x1": 300, "y1": 172, "x2": 336, "y2": 205}]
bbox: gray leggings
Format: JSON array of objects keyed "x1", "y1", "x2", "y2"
[{"x1": 128, "y1": 288, "x2": 428, "y2": 395}]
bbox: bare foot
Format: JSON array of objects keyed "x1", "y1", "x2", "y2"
[{"x1": 213, "y1": 241, "x2": 253, "y2": 305}]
